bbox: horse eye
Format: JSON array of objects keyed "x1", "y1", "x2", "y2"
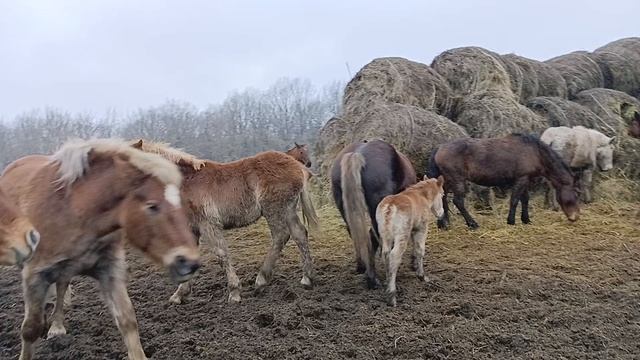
[{"x1": 145, "y1": 202, "x2": 160, "y2": 215}]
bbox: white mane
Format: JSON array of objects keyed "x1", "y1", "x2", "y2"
[{"x1": 51, "y1": 138, "x2": 183, "y2": 188}]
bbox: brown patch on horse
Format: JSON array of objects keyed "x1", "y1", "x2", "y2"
[
  {"x1": 285, "y1": 142, "x2": 312, "y2": 168},
  {"x1": 132, "y1": 141, "x2": 318, "y2": 304},
  {"x1": 0, "y1": 138, "x2": 199, "y2": 360},
  {"x1": 377, "y1": 176, "x2": 445, "y2": 306}
]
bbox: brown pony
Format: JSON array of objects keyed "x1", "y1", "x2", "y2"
[
  {"x1": 0, "y1": 187, "x2": 39, "y2": 266},
  {"x1": 132, "y1": 140, "x2": 318, "y2": 304},
  {"x1": 427, "y1": 134, "x2": 580, "y2": 229},
  {"x1": 0, "y1": 139, "x2": 200, "y2": 360},
  {"x1": 285, "y1": 142, "x2": 312, "y2": 167},
  {"x1": 331, "y1": 140, "x2": 417, "y2": 288},
  {"x1": 377, "y1": 176, "x2": 445, "y2": 306},
  {"x1": 629, "y1": 111, "x2": 640, "y2": 138}
]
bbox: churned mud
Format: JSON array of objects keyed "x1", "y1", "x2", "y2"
[{"x1": 1, "y1": 198, "x2": 639, "y2": 359}]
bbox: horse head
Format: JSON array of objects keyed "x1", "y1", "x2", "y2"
[
  {"x1": 556, "y1": 177, "x2": 580, "y2": 222},
  {"x1": 596, "y1": 136, "x2": 615, "y2": 171},
  {"x1": 0, "y1": 189, "x2": 39, "y2": 266}
]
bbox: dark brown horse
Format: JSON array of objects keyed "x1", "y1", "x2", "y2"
[
  {"x1": 629, "y1": 111, "x2": 640, "y2": 138},
  {"x1": 427, "y1": 134, "x2": 580, "y2": 229},
  {"x1": 285, "y1": 142, "x2": 312, "y2": 167},
  {"x1": 0, "y1": 187, "x2": 39, "y2": 266},
  {"x1": 0, "y1": 139, "x2": 200, "y2": 360},
  {"x1": 331, "y1": 140, "x2": 417, "y2": 288}
]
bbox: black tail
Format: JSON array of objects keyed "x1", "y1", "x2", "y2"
[{"x1": 426, "y1": 147, "x2": 441, "y2": 178}]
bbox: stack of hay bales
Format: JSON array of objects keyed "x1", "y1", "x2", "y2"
[
  {"x1": 315, "y1": 37, "x2": 640, "y2": 185},
  {"x1": 316, "y1": 57, "x2": 469, "y2": 176}
]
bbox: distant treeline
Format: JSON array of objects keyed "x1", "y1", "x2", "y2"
[{"x1": 0, "y1": 77, "x2": 342, "y2": 168}]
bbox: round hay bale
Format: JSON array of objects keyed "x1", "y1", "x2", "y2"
[
  {"x1": 454, "y1": 89, "x2": 546, "y2": 138},
  {"x1": 498, "y1": 55, "x2": 525, "y2": 101},
  {"x1": 615, "y1": 136, "x2": 640, "y2": 179},
  {"x1": 526, "y1": 97, "x2": 602, "y2": 129},
  {"x1": 545, "y1": 51, "x2": 604, "y2": 98},
  {"x1": 593, "y1": 37, "x2": 640, "y2": 96},
  {"x1": 315, "y1": 116, "x2": 351, "y2": 176},
  {"x1": 349, "y1": 101, "x2": 468, "y2": 173},
  {"x1": 343, "y1": 57, "x2": 454, "y2": 118},
  {"x1": 574, "y1": 88, "x2": 640, "y2": 135},
  {"x1": 431, "y1": 47, "x2": 514, "y2": 98},
  {"x1": 501, "y1": 54, "x2": 568, "y2": 102}
]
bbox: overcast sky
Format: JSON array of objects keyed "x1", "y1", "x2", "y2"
[{"x1": 0, "y1": 0, "x2": 638, "y2": 120}]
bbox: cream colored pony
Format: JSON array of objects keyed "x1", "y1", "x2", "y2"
[
  {"x1": 376, "y1": 176, "x2": 444, "y2": 307},
  {"x1": 541, "y1": 126, "x2": 614, "y2": 206}
]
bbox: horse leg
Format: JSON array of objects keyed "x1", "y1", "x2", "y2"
[
  {"x1": 205, "y1": 223, "x2": 241, "y2": 303},
  {"x1": 284, "y1": 207, "x2": 314, "y2": 288},
  {"x1": 451, "y1": 185, "x2": 478, "y2": 229},
  {"x1": 520, "y1": 189, "x2": 531, "y2": 224},
  {"x1": 437, "y1": 190, "x2": 451, "y2": 229},
  {"x1": 46, "y1": 280, "x2": 71, "y2": 338},
  {"x1": 411, "y1": 227, "x2": 429, "y2": 281},
  {"x1": 507, "y1": 177, "x2": 528, "y2": 225},
  {"x1": 385, "y1": 233, "x2": 408, "y2": 307},
  {"x1": 582, "y1": 169, "x2": 593, "y2": 203},
  {"x1": 19, "y1": 276, "x2": 49, "y2": 360},
  {"x1": 544, "y1": 179, "x2": 560, "y2": 211},
  {"x1": 97, "y1": 254, "x2": 147, "y2": 360},
  {"x1": 255, "y1": 216, "x2": 290, "y2": 289}
]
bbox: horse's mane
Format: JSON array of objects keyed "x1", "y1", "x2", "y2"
[
  {"x1": 511, "y1": 133, "x2": 572, "y2": 175},
  {"x1": 131, "y1": 139, "x2": 206, "y2": 170},
  {"x1": 52, "y1": 138, "x2": 183, "y2": 188}
]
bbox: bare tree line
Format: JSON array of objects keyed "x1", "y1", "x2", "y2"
[{"x1": 0, "y1": 77, "x2": 343, "y2": 168}]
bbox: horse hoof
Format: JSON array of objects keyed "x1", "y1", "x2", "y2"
[
  {"x1": 437, "y1": 220, "x2": 449, "y2": 230},
  {"x1": 255, "y1": 273, "x2": 268, "y2": 288},
  {"x1": 507, "y1": 220, "x2": 515, "y2": 225},
  {"x1": 300, "y1": 276, "x2": 313, "y2": 288},
  {"x1": 355, "y1": 263, "x2": 366, "y2": 274},
  {"x1": 228, "y1": 291, "x2": 241, "y2": 303},
  {"x1": 46, "y1": 324, "x2": 66, "y2": 339},
  {"x1": 468, "y1": 223, "x2": 480, "y2": 230},
  {"x1": 366, "y1": 276, "x2": 381, "y2": 289},
  {"x1": 168, "y1": 294, "x2": 183, "y2": 305},
  {"x1": 387, "y1": 294, "x2": 397, "y2": 307}
]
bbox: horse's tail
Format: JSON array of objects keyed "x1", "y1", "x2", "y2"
[
  {"x1": 426, "y1": 147, "x2": 441, "y2": 178},
  {"x1": 340, "y1": 152, "x2": 372, "y2": 271},
  {"x1": 299, "y1": 169, "x2": 319, "y2": 230}
]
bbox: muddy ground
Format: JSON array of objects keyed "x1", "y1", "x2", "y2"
[{"x1": 1, "y1": 198, "x2": 639, "y2": 359}]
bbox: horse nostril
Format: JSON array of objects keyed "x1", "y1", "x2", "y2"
[
  {"x1": 27, "y1": 230, "x2": 40, "y2": 248},
  {"x1": 190, "y1": 261, "x2": 201, "y2": 273}
]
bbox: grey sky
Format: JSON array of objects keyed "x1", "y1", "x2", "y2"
[{"x1": 1, "y1": 0, "x2": 638, "y2": 120}]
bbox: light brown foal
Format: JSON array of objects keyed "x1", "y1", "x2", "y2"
[
  {"x1": 0, "y1": 139, "x2": 200, "y2": 360},
  {"x1": 132, "y1": 140, "x2": 318, "y2": 304},
  {"x1": 376, "y1": 176, "x2": 445, "y2": 306},
  {"x1": 0, "y1": 187, "x2": 39, "y2": 266},
  {"x1": 285, "y1": 142, "x2": 312, "y2": 167}
]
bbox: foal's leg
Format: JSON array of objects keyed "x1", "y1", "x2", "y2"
[
  {"x1": 437, "y1": 190, "x2": 451, "y2": 229},
  {"x1": 46, "y1": 279, "x2": 71, "y2": 338},
  {"x1": 451, "y1": 183, "x2": 478, "y2": 229},
  {"x1": 205, "y1": 222, "x2": 241, "y2": 303},
  {"x1": 285, "y1": 208, "x2": 314, "y2": 288},
  {"x1": 411, "y1": 226, "x2": 429, "y2": 281},
  {"x1": 19, "y1": 276, "x2": 49, "y2": 360},
  {"x1": 544, "y1": 180, "x2": 560, "y2": 211},
  {"x1": 386, "y1": 234, "x2": 408, "y2": 307},
  {"x1": 582, "y1": 169, "x2": 593, "y2": 203},
  {"x1": 98, "y1": 254, "x2": 147, "y2": 360},
  {"x1": 255, "y1": 216, "x2": 290, "y2": 289}
]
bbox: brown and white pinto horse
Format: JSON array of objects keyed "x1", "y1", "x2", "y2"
[
  {"x1": 0, "y1": 139, "x2": 200, "y2": 360},
  {"x1": 132, "y1": 140, "x2": 318, "y2": 304},
  {"x1": 331, "y1": 140, "x2": 417, "y2": 289},
  {"x1": 0, "y1": 187, "x2": 39, "y2": 266},
  {"x1": 377, "y1": 176, "x2": 445, "y2": 306},
  {"x1": 285, "y1": 142, "x2": 312, "y2": 167}
]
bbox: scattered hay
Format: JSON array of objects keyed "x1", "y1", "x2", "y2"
[
  {"x1": 593, "y1": 37, "x2": 640, "y2": 97},
  {"x1": 349, "y1": 101, "x2": 468, "y2": 173},
  {"x1": 343, "y1": 57, "x2": 454, "y2": 118},
  {"x1": 574, "y1": 88, "x2": 640, "y2": 134},
  {"x1": 431, "y1": 47, "x2": 513, "y2": 98},
  {"x1": 502, "y1": 54, "x2": 568, "y2": 102},
  {"x1": 454, "y1": 89, "x2": 546, "y2": 138},
  {"x1": 526, "y1": 96, "x2": 602, "y2": 129},
  {"x1": 545, "y1": 51, "x2": 604, "y2": 98}
]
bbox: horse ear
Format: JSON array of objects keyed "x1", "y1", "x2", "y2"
[
  {"x1": 436, "y1": 175, "x2": 444, "y2": 187},
  {"x1": 423, "y1": 175, "x2": 428, "y2": 181},
  {"x1": 294, "y1": 142, "x2": 301, "y2": 148},
  {"x1": 132, "y1": 139, "x2": 143, "y2": 149}
]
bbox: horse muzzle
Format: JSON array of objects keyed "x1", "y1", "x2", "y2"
[
  {"x1": 567, "y1": 213, "x2": 579, "y2": 222},
  {"x1": 169, "y1": 255, "x2": 201, "y2": 283}
]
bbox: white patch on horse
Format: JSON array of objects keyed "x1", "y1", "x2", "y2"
[{"x1": 164, "y1": 184, "x2": 181, "y2": 207}]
